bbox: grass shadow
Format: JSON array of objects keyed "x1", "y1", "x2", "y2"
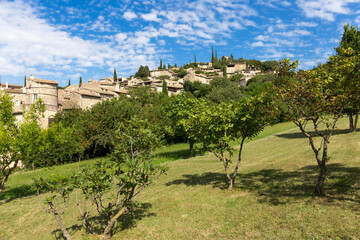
[
  {"x1": 0, "y1": 184, "x2": 37, "y2": 203},
  {"x1": 153, "y1": 149, "x2": 190, "y2": 163},
  {"x1": 52, "y1": 202, "x2": 155, "y2": 239},
  {"x1": 275, "y1": 128, "x2": 351, "y2": 139},
  {"x1": 166, "y1": 163, "x2": 360, "y2": 207}
]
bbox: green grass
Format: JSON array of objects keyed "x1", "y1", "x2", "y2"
[{"x1": 1, "y1": 119, "x2": 359, "y2": 239}]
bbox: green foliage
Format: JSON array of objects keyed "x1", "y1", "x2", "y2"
[
  {"x1": 246, "y1": 74, "x2": 277, "y2": 97},
  {"x1": 73, "y1": 117, "x2": 167, "y2": 238},
  {"x1": 79, "y1": 76, "x2": 82, "y2": 86},
  {"x1": 134, "y1": 65, "x2": 150, "y2": 78},
  {"x1": 156, "y1": 75, "x2": 170, "y2": 80},
  {"x1": 176, "y1": 69, "x2": 187, "y2": 78},
  {"x1": 335, "y1": 24, "x2": 360, "y2": 55},
  {"x1": 182, "y1": 96, "x2": 273, "y2": 190},
  {"x1": 162, "y1": 80, "x2": 168, "y2": 96},
  {"x1": 229, "y1": 73, "x2": 244, "y2": 82},
  {"x1": 183, "y1": 80, "x2": 212, "y2": 98},
  {"x1": 208, "y1": 77, "x2": 244, "y2": 103}
]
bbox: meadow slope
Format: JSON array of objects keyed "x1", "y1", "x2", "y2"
[{"x1": 0, "y1": 119, "x2": 359, "y2": 240}]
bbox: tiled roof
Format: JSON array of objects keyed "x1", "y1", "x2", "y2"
[{"x1": 28, "y1": 78, "x2": 58, "y2": 85}]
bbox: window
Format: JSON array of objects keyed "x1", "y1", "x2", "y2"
[{"x1": 33, "y1": 94, "x2": 38, "y2": 101}]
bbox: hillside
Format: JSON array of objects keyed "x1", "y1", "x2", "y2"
[{"x1": 0, "y1": 119, "x2": 359, "y2": 239}]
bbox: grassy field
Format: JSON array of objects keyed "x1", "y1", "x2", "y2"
[{"x1": 0, "y1": 119, "x2": 359, "y2": 239}]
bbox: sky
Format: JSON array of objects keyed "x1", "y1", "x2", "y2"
[{"x1": 1, "y1": 0, "x2": 360, "y2": 86}]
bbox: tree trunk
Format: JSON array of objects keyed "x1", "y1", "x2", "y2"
[
  {"x1": 222, "y1": 153, "x2": 233, "y2": 191},
  {"x1": 102, "y1": 206, "x2": 127, "y2": 240},
  {"x1": 315, "y1": 163, "x2": 327, "y2": 196},
  {"x1": 53, "y1": 211, "x2": 72, "y2": 240},
  {"x1": 349, "y1": 113, "x2": 358, "y2": 132},
  {"x1": 189, "y1": 140, "x2": 194, "y2": 157},
  {"x1": 354, "y1": 113, "x2": 359, "y2": 132},
  {"x1": 232, "y1": 138, "x2": 245, "y2": 186}
]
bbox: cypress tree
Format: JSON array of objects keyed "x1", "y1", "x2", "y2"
[
  {"x1": 163, "y1": 64, "x2": 166, "y2": 69},
  {"x1": 168, "y1": 63, "x2": 171, "y2": 69},
  {"x1": 162, "y1": 80, "x2": 168, "y2": 96},
  {"x1": 211, "y1": 46, "x2": 214, "y2": 64},
  {"x1": 159, "y1": 59, "x2": 163, "y2": 69},
  {"x1": 79, "y1": 77, "x2": 82, "y2": 86},
  {"x1": 174, "y1": 63, "x2": 177, "y2": 67},
  {"x1": 222, "y1": 65, "x2": 227, "y2": 78},
  {"x1": 24, "y1": 75, "x2": 26, "y2": 87},
  {"x1": 194, "y1": 54, "x2": 197, "y2": 63},
  {"x1": 68, "y1": 79, "x2": 71, "y2": 86},
  {"x1": 113, "y1": 68, "x2": 117, "y2": 82}
]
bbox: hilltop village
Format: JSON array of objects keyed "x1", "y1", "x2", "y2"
[{"x1": 1, "y1": 59, "x2": 274, "y2": 127}]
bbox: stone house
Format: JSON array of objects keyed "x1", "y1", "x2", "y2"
[{"x1": 0, "y1": 75, "x2": 59, "y2": 128}]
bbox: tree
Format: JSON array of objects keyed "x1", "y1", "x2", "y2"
[
  {"x1": 207, "y1": 77, "x2": 244, "y2": 103},
  {"x1": 335, "y1": 24, "x2": 360, "y2": 132},
  {"x1": 211, "y1": 46, "x2": 214, "y2": 64},
  {"x1": 134, "y1": 65, "x2": 150, "y2": 79},
  {"x1": 159, "y1": 59, "x2": 163, "y2": 69},
  {"x1": 274, "y1": 59, "x2": 348, "y2": 196},
  {"x1": 185, "y1": 97, "x2": 273, "y2": 190},
  {"x1": 36, "y1": 175, "x2": 73, "y2": 240},
  {"x1": 194, "y1": 54, "x2": 197, "y2": 63},
  {"x1": 174, "y1": 63, "x2": 177, "y2": 67},
  {"x1": 0, "y1": 94, "x2": 45, "y2": 194},
  {"x1": 79, "y1": 76, "x2": 82, "y2": 86},
  {"x1": 113, "y1": 68, "x2": 117, "y2": 82},
  {"x1": 162, "y1": 80, "x2": 168, "y2": 96},
  {"x1": 166, "y1": 94, "x2": 209, "y2": 157},
  {"x1": 0, "y1": 92, "x2": 18, "y2": 194},
  {"x1": 222, "y1": 65, "x2": 227, "y2": 78},
  {"x1": 176, "y1": 69, "x2": 187, "y2": 78},
  {"x1": 73, "y1": 118, "x2": 167, "y2": 239},
  {"x1": 24, "y1": 75, "x2": 26, "y2": 87},
  {"x1": 183, "y1": 80, "x2": 212, "y2": 98},
  {"x1": 68, "y1": 79, "x2": 71, "y2": 86}
]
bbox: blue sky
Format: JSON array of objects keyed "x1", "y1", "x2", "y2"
[{"x1": 1, "y1": 0, "x2": 360, "y2": 86}]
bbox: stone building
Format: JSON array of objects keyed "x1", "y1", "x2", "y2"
[{"x1": 0, "y1": 74, "x2": 59, "y2": 128}]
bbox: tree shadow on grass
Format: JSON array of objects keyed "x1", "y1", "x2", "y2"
[
  {"x1": 166, "y1": 163, "x2": 360, "y2": 207},
  {"x1": 0, "y1": 183, "x2": 37, "y2": 203},
  {"x1": 275, "y1": 128, "x2": 351, "y2": 139},
  {"x1": 52, "y1": 203, "x2": 155, "y2": 239},
  {"x1": 153, "y1": 149, "x2": 190, "y2": 163}
]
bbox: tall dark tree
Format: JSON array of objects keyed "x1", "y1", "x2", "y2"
[
  {"x1": 174, "y1": 63, "x2": 177, "y2": 67},
  {"x1": 79, "y1": 77, "x2": 82, "y2": 86},
  {"x1": 162, "y1": 80, "x2": 168, "y2": 96},
  {"x1": 68, "y1": 79, "x2": 71, "y2": 86},
  {"x1": 159, "y1": 59, "x2": 163, "y2": 69},
  {"x1": 113, "y1": 68, "x2": 117, "y2": 82},
  {"x1": 194, "y1": 55, "x2": 197, "y2": 63},
  {"x1": 135, "y1": 65, "x2": 150, "y2": 78},
  {"x1": 211, "y1": 46, "x2": 214, "y2": 64},
  {"x1": 24, "y1": 75, "x2": 26, "y2": 87},
  {"x1": 335, "y1": 24, "x2": 360, "y2": 132}
]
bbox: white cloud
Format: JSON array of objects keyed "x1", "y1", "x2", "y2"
[
  {"x1": 123, "y1": 11, "x2": 137, "y2": 20},
  {"x1": 0, "y1": 1, "x2": 158, "y2": 78},
  {"x1": 141, "y1": 11, "x2": 161, "y2": 22},
  {"x1": 296, "y1": 0, "x2": 360, "y2": 21},
  {"x1": 251, "y1": 41, "x2": 265, "y2": 47}
]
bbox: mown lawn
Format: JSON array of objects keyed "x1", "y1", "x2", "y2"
[{"x1": 0, "y1": 119, "x2": 359, "y2": 239}]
